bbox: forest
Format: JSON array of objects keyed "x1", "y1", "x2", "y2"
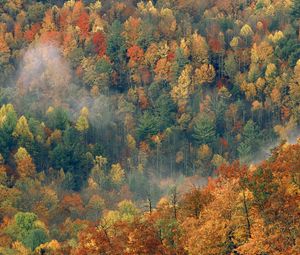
[{"x1": 0, "y1": 0, "x2": 299, "y2": 254}]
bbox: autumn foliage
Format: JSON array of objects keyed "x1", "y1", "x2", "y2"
[{"x1": 0, "y1": 0, "x2": 299, "y2": 254}]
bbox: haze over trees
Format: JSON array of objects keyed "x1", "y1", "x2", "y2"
[{"x1": 0, "y1": 0, "x2": 299, "y2": 254}]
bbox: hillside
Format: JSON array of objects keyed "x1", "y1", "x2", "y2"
[{"x1": 0, "y1": 0, "x2": 299, "y2": 254}]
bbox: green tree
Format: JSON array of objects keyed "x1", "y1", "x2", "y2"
[
  {"x1": 0, "y1": 104, "x2": 17, "y2": 158},
  {"x1": 5, "y1": 212, "x2": 48, "y2": 250},
  {"x1": 173, "y1": 48, "x2": 189, "y2": 80},
  {"x1": 153, "y1": 94, "x2": 177, "y2": 130},
  {"x1": 137, "y1": 111, "x2": 160, "y2": 141},
  {"x1": 27, "y1": 2, "x2": 46, "y2": 23},
  {"x1": 238, "y1": 120, "x2": 261, "y2": 162},
  {"x1": 291, "y1": 0, "x2": 300, "y2": 36},
  {"x1": 23, "y1": 228, "x2": 48, "y2": 251},
  {"x1": 50, "y1": 127, "x2": 92, "y2": 190},
  {"x1": 107, "y1": 20, "x2": 127, "y2": 88},
  {"x1": 274, "y1": 30, "x2": 300, "y2": 67},
  {"x1": 291, "y1": 0, "x2": 300, "y2": 21},
  {"x1": 46, "y1": 107, "x2": 70, "y2": 131},
  {"x1": 192, "y1": 115, "x2": 216, "y2": 145},
  {"x1": 225, "y1": 54, "x2": 239, "y2": 80},
  {"x1": 107, "y1": 20, "x2": 126, "y2": 65}
]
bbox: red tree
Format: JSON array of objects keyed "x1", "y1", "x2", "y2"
[
  {"x1": 76, "y1": 12, "x2": 90, "y2": 39},
  {"x1": 93, "y1": 31, "x2": 106, "y2": 57},
  {"x1": 24, "y1": 23, "x2": 41, "y2": 42}
]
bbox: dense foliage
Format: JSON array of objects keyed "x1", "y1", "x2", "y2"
[
  {"x1": 1, "y1": 130, "x2": 299, "y2": 254},
  {"x1": 0, "y1": 0, "x2": 299, "y2": 254}
]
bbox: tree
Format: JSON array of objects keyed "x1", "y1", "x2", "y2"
[
  {"x1": 154, "y1": 57, "x2": 173, "y2": 82},
  {"x1": 107, "y1": 20, "x2": 126, "y2": 65},
  {"x1": 153, "y1": 93, "x2": 176, "y2": 130},
  {"x1": 224, "y1": 54, "x2": 238, "y2": 80},
  {"x1": 23, "y1": 229, "x2": 48, "y2": 251},
  {"x1": 290, "y1": 60, "x2": 300, "y2": 120},
  {"x1": 110, "y1": 163, "x2": 125, "y2": 186},
  {"x1": 180, "y1": 186, "x2": 212, "y2": 218},
  {"x1": 14, "y1": 147, "x2": 36, "y2": 178},
  {"x1": 13, "y1": 116, "x2": 33, "y2": 141},
  {"x1": 192, "y1": 115, "x2": 216, "y2": 145},
  {"x1": 24, "y1": 23, "x2": 41, "y2": 42},
  {"x1": 27, "y1": 2, "x2": 46, "y2": 23},
  {"x1": 60, "y1": 193, "x2": 84, "y2": 219},
  {"x1": 169, "y1": 186, "x2": 179, "y2": 219},
  {"x1": 46, "y1": 107, "x2": 70, "y2": 131},
  {"x1": 251, "y1": 41, "x2": 273, "y2": 65},
  {"x1": 291, "y1": 0, "x2": 300, "y2": 39},
  {"x1": 127, "y1": 45, "x2": 144, "y2": 68},
  {"x1": 75, "y1": 107, "x2": 89, "y2": 133},
  {"x1": 240, "y1": 24, "x2": 254, "y2": 38},
  {"x1": 137, "y1": 111, "x2": 160, "y2": 141},
  {"x1": 5, "y1": 212, "x2": 48, "y2": 251},
  {"x1": 181, "y1": 179, "x2": 249, "y2": 255},
  {"x1": 194, "y1": 64, "x2": 216, "y2": 85},
  {"x1": 116, "y1": 200, "x2": 139, "y2": 222},
  {"x1": 190, "y1": 32, "x2": 209, "y2": 65},
  {"x1": 72, "y1": 226, "x2": 112, "y2": 255},
  {"x1": 81, "y1": 56, "x2": 111, "y2": 91},
  {"x1": 0, "y1": 104, "x2": 17, "y2": 159},
  {"x1": 0, "y1": 33, "x2": 13, "y2": 85},
  {"x1": 291, "y1": 0, "x2": 300, "y2": 20},
  {"x1": 173, "y1": 47, "x2": 189, "y2": 80},
  {"x1": 158, "y1": 7, "x2": 177, "y2": 38},
  {"x1": 238, "y1": 120, "x2": 261, "y2": 162},
  {"x1": 171, "y1": 64, "x2": 193, "y2": 112},
  {"x1": 127, "y1": 45, "x2": 145, "y2": 84},
  {"x1": 125, "y1": 218, "x2": 168, "y2": 255},
  {"x1": 86, "y1": 194, "x2": 105, "y2": 221},
  {"x1": 90, "y1": 155, "x2": 108, "y2": 189},
  {"x1": 92, "y1": 31, "x2": 106, "y2": 57},
  {"x1": 106, "y1": 20, "x2": 127, "y2": 88},
  {"x1": 123, "y1": 16, "x2": 142, "y2": 46},
  {"x1": 76, "y1": 11, "x2": 90, "y2": 39}
]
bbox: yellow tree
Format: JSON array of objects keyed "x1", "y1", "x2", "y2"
[
  {"x1": 75, "y1": 106, "x2": 89, "y2": 132},
  {"x1": 154, "y1": 57, "x2": 172, "y2": 82},
  {"x1": 110, "y1": 163, "x2": 125, "y2": 185},
  {"x1": 159, "y1": 8, "x2": 177, "y2": 38},
  {"x1": 13, "y1": 116, "x2": 33, "y2": 141},
  {"x1": 0, "y1": 104, "x2": 16, "y2": 127},
  {"x1": 171, "y1": 64, "x2": 193, "y2": 112},
  {"x1": 126, "y1": 134, "x2": 136, "y2": 152},
  {"x1": 144, "y1": 43, "x2": 160, "y2": 67},
  {"x1": 0, "y1": 34, "x2": 10, "y2": 64},
  {"x1": 240, "y1": 24, "x2": 254, "y2": 38},
  {"x1": 181, "y1": 180, "x2": 251, "y2": 255},
  {"x1": 90, "y1": 155, "x2": 108, "y2": 189},
  {"x1": 240, "y1": 81, "x2": 257, "y2": 101},
  {"x1": 123, "y1": 16, "x2": 142, "y2": 46},
  {"x1": 251, "y1": 41, "x2": 273, "y2": 65},
  {"x1": 190, "y1": 32, "x2": 209, "y2": 66},
  {"x1": 14, "y1": 147, "x2": 36, "y2": 178},
  {"x1": 194, "y1": 64, "x2": 216, "y2": 85},
  {"x1": 265, "y1": 63, "x2": 277, "y2": 81},
  {"x1": 268, "y1": 31, "x2": 284, "y2": 44}
]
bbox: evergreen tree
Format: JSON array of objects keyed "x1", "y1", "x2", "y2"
[
  {"x1": 238, "y1": 120, "x2": 261, "y2": 162},
  {"x1": 291, "y1": 0, "x2": 300, "y2": 20},
  {"x1": 192, "y1": 115, "x2": 216, "y2": 145},
  {"x1": 107, "y1": 20, "x2": 126, "y2": 66},
  {"x1": 137, "y1": 111, "x2": 160, "y2": 141}
]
